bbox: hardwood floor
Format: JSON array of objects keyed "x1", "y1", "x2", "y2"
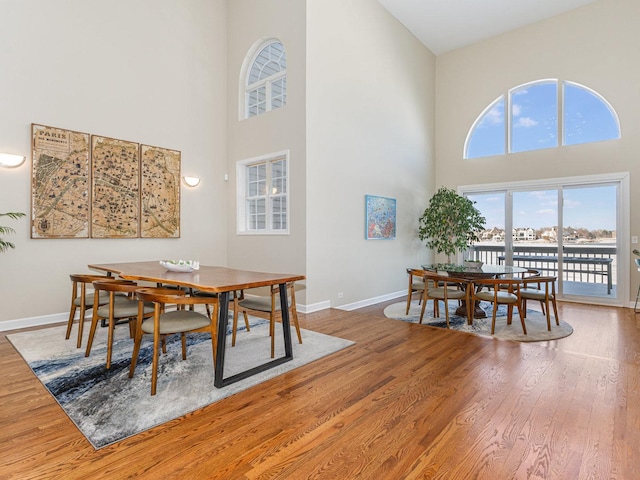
[{"x1": 1, "y1": 299, "x2": 639, "y2": 479}]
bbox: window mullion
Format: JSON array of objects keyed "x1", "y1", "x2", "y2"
[
  {"x1": 266, "y1": 162, "x2": 273, "y2": 230},
  {"x1": 266, "y1": 82, "x2": 272, "y2": 112}
]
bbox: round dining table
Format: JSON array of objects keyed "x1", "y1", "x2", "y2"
[{"x1": 421, "y1": 263, "x2": 529, "y2": 318}]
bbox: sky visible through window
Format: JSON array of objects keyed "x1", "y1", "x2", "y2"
[
  {"x1": 466, "y1": 80, "x2": 619, "y2": 159},
  {"x1": 468, "y1": 185, "x2": 616, "y2": 234},
  {"x1": 465, "y1": 80, "x2": 620, "y2": 237}
]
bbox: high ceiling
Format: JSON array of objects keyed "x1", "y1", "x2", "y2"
[{"x1": 377, "y1": 0, "x2": 599, "y2": 55}]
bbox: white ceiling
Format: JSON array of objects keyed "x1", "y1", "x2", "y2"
[{"x1": 377, "y1": 0, "x2": 599, "y2": 55}]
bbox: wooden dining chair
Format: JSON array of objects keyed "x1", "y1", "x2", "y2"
[
  {"x1": 192, "y1": 289, "x2": 249, "y2": 334},
  {"x1": 406, "y1": 268, "x2": 426, "y2": 314},
  {"x1": 130, "y1": 287, "x2": 219, "y2": 395},
  {"x1": 85, "y1": 280, "x2": 155, "y2": 369},
  {"x1": 65, "y1": 273, "x2": 117, "y2": 348},
  {"x1": 520, "y1": 275, "x2": 559, "y2": 331},
  {"x1": 419, "y1": 271, "x2": 472, "y2": 327},
  {"x1": 470, "y1": 277, "x2": 526, "y2": 335},
  {"x1": 234, "y1": 282, "x2": 303, "y2": 358}
]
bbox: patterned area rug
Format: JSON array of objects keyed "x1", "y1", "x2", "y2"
[
  {"x1": 384, "y1": 300, "x2": 573, "y2": 342},
  {"x1": 8, "y1": 315, "x2": 354, "y2": 449}
]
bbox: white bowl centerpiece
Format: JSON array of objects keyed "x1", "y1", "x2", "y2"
[{"x1": 159, "y1": 259, "x2": 200, "y2": 273}]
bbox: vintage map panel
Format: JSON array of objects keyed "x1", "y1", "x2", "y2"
[
  {"x1": 91, "y1": 136, "x2": 140, "y2": 238},
  {"x1": 31, "y1": 124, "x2": 90, "y2": 238},
  {"x1": 140, "y1": 145, "x2": 181, "y2": 238}
]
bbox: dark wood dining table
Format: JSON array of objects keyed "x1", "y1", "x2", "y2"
[
  {"x1": 422, "y1": 263, "x2": 528, "y2": 318},
  {"x1": 88, "y1": 261, "x2": 305, "y2": 388}
]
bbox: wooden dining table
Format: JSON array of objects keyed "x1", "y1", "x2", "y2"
[
  {"x1": 88, "y1": 261, "x2": 305, "y2": 388},
  {"x1": 422, "y1": 263, "x2": 529, "y2": 318}
]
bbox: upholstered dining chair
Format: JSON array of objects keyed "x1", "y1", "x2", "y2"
[
  {"x1": 419, "y1": 272, "x2": 472, "y2": 327},
  {"x1": 470, "y1": 277, "x2": 526, "y2": 335},
  {"x1": 520, "y1": 275, "x2": 559, "y2": 331},
  {"x1": 235, "y1": 282, "x2": 304, "y2": 358},
  {"x1": 65, "y1": 273, "x2": 115, "y2": 348},
  {"x1": 130, "y1": 287, "x2": 219, "y2": 395},
  {"x1": 406, "y1": 268, "x2": 426, "y2": 315},
  {"x1": 192, "y1": 289, "x2": 250, "y2": 334},
  {"x1": 85, "y1": 280, "x2": 155, "y2": 369}
]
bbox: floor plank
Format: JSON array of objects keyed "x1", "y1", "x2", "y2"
[{"x1": 1, "y1": 300, "x2": 639, "y2": 479}]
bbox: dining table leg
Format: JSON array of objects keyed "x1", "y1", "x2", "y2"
[
  {"x1": 279, "y1": 283, "x2": 294, "y2": 358},
  {"x1": 455, "y1": 283, "x2": 487, "y2": 319},
  {"x1": 214, "y1": 283, "x2": 294, "y2": 388},
  {"x1": 214, "y1": 291, "x2": 230, "y2": 388}
]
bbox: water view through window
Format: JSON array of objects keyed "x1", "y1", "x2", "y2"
[{"x1": 467, "y1": 185, "x2": 617, "y2": 299}]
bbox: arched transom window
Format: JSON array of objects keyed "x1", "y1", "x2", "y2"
[
  {"x1": 465, "y1": 79, "x2": 620, "y2": 159},
  {"x1": 245, "y1": 40, "x2": 287, "y2": 119}
]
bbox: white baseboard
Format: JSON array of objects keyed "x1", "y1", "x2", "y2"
[
  {"x1": 1, "y1": 312, "x2": 69, "y2": 332},
  {"x1": 298, "y1": 301, "x2": 331, "y2": 314},
  {"x1": 294, "y1": 290, "x2": 406, "y2": 314},
  {"x1": 4, "y1": 296, "x2": 632, "y2": 332},
  {"x1": 334, "y1": 290, "x2": 406, "y2": 312},
  {"x1": 0, "y1": 291, "x2": 411, "y2": 332}
]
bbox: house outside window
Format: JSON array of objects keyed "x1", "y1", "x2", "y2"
[{"x1": 237, "y1": 151, "x2": 289, "y2": 234}]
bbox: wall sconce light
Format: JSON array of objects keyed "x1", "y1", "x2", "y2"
[
  {"x1": 0, "y1": 153, "x2": 26, "y2": 168},
  {"x1": 182, "y1": 176, "x2": 201, "y2": 187}
]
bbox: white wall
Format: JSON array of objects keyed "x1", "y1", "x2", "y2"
[
  {"x1": 306, "y1": 0, "x2": 436, "y2": 308},
  {"x1": 0, "y1": 0, "x2": 228, "y2": 325},
  {"x1": 434, "y1": 0, "x2": 640, "y2": 303},
  {"x1": 225, "y1": 0, "x2": 307, "y2": 287}
]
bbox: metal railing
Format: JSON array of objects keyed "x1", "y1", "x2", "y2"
[{"x1": 469, "y1": 243, "x2": 617, "y2": 287}]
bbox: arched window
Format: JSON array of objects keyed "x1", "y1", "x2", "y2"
[
  {"x1": 465, "y1": 96, "x2": 505, "y2": 158},
  {"x1": 244, "y1": 40, "x2": 287, "y2": 119},
  {"x1": 563, "y1": 81, "x2": 620, "y2": 146},
  {"x1": 464, "y1": 79, "x2": 620, "y2": 159}
]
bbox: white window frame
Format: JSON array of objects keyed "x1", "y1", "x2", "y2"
[
  {"x1": 236, "y1": 150, "x2": 290, "y2": 235},
  {"x1": 464, "y1": 79, "x2": 621, "y2": 159},
  {"x1": 459, "y1": 171, "x2": 630, "y2": 307},
  {"x1": 240, "y1": 39, "x2": 287, "y2": 120}
]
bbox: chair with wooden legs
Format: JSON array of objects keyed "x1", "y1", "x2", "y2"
[
  {"x1": 406, "y1": 268, "x2": 426, "y2": 314},
  {"x1": 419, "y1": 272, "x2": 472, "y2": 327},
  {"x1": 520, "y1": 275, "x2": 559, "y2": 331},
  {"x1": 192, "y1": 289, "x2": 249, "y2": 334},
  {"x1": 65, "y1": 274, "x2": 115, "y2": 348},
  {"x1": 470, "y1": 277, "x2": 526, "y2": 335},
  {"x1": 130, "y1": 287, "x2": 219, "y2": 396},
  {"x1": 85, "y1": 280, "x2": 155, "y2": 369},
  {"x1": 234, "y1": 282, "x2": 303, "y2": 358}
]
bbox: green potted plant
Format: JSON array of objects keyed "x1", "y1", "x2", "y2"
[
  {"x1": 418, "y1": 187, "x2": 485, "y2": 264},
  {"x1": 0, "y1": 211, "x2": 26, "y2": 253}
]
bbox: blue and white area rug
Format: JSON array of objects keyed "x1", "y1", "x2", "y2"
[
  {"x1": 384, "y1": 300, "x2": 572, "y2": 342},
  {"x1": 7, "y1": 314, "x2": 354, "y2": 449}
]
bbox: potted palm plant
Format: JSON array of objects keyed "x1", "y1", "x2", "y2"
[
  {"x1": 418, "y1": 186, "x2": 485, "y2": 264},
  {"x1": 0, "y1": 211, "x2": 26, "y2": 253}
]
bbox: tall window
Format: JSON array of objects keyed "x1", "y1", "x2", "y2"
[
  {"x1": 245, "y1": 40, "x2": 287, "y2": 119},
  {"x1": 465, "y1": 79, "x2": 620, "y2": 159},
  {"x1": 237, "y1": 151, "x2": 289, "y2": 234}
]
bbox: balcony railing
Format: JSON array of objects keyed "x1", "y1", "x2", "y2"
[{"x1": 469, "y1": 243, "x2": 617, "y2": 294}]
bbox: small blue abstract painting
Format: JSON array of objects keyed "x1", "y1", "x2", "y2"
[{"x1": 365, "y1": 195, "x2": 396, "y2": 240}]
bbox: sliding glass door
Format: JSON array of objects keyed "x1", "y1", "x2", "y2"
[
  {"x1": 463, "y1": 175, "x2": 626, "y2": 305},
  {"x1": 561, "y1": 185, "x2": 617, "y2": 298}
]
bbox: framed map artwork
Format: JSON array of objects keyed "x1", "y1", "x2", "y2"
[
  {"x1": 140, "y1": 144, "x2": 181, "y2": 238},
  {"x1": 91, "y1": 136, "x2": 140, "y2": 238},
  {"x1": 365, "y1": 195, "x2": 396, "y2": 240},
  {"x1": 31, "y1": 124, "x2": 91, "y2": 238}
]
